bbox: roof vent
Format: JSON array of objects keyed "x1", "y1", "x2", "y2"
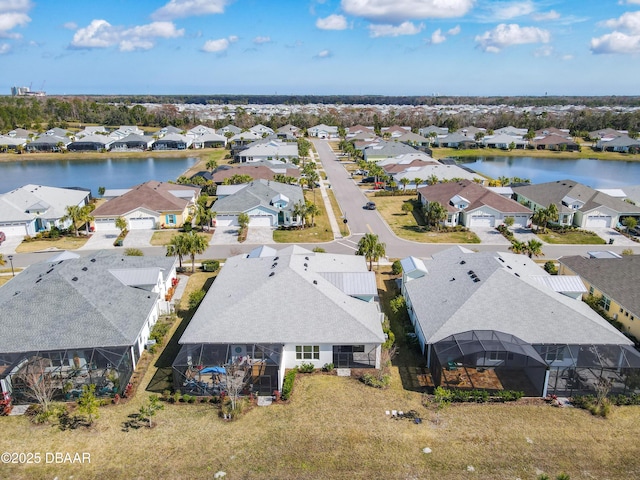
[
  {"x1": 305, "y1": 256, "x2": 309, "y2": 260},
  {"x1": 269, "y1": 272, "x2": 275, "y2": 277},
  {"x1": 467, "y1": 270, "x2": 473, "y2": 275},
  {"x1": 82, "y1": 267, "x2": 88, "y2": 271},
  {"x1": 473, "y1": 278, "x2": 480, "y2": 283},
  {"x1": 450, "y1": 277, "x2": 455, "y2": 281},
  {"x1": 304, "y1": 263, "x2": 308, "y2": 267},
  {"x1": 507, "y1": 265, "x2": 512, "y2": 270},
  {"x1": 515, "y1": 273, "x2": 520, "y2": 277},
  {"x1": 91, "y1": 258, "x2": 96, "y2": 263},
  {"x1": 313, "y1": 280, "x2": 318, "y2": 285},
  {"x1": 460, "y1": 260, "x2": 466, "y2": 265},
  {"x1": 72, "y1": 277, "x2": 78, "y2": 281},
  {"x1": 271, "y1": 263, "x2": 277, "y2": 268},
  {"x1": 35, "y1": 278, "x2": 41, "y2": 283},
  {"x1": 274, "y1": 256, "x2": 279, "y2": 261},
  {"x1": 498, "y1": 257, "x2": 504, "y2": 262},
  {"x1": 46, "y1": 268, "x2": 54, "y2": 274}
]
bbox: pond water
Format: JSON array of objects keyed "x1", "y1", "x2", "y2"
[
  {"x1": 0, "y1": 156, "x2": 198, "y2": 196},
  {"x1": 457, "y1": 156, "x2": 640, "y2": 188}
]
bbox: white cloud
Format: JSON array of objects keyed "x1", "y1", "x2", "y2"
[
  {"x1": 619, "y1": 0, "x2": 640, "y2": 4},
  {"x1": 202, "y1": 37, "x2": 230, "y2": 52},
  {"x1": 253, "y1": 36, "x2": 271, "y2": 44},
  {"x1": 475, "y1": 23, "x2": 550, "y2": 52},
  {"x1": 0, "y1": 12, "x2": 29, "y2": 38},
  {"x1": 562, "y1": 54, "x2": 573, "y2": 60},
  {"x1": 430, "y1": 29, "x2": 446, "y2": 44},
  {"x1": 0, "y1": 0, "x2": 31, "y2": 12},
  {"x1": 533, "y1": 45, "x2": 553, "y2": 56},
  {"x1": 591, "y1": 31, "x2": 640, "y2": 54},
  {"x1": 63, "y1": 21, "x2": 77, "y2": 30},
  {"x1": 228, "y1": 35, "x2": 238, "y2": 43},
  {"x1": 341, "y1": 0, "x2": 474, "y2": 22},
  {"x1": 369, "y1": 21, "x2": 423, "y2": 37},
  {"x1": 316, "y1": 14, "x2": 348, "y2": 30},
  {"x1": 69, "y1": 19, "x2": 184, "y2": 51},
  {"x1": 315, "y1": 49, "x2": 332, "y2": 58},
  {"x1": 448, "y1": 25, "x2": 461, "y2": 35},
  {"x1": 486, "y1": 1, "x2": 534, "y2": 20},
  {"x1": 532, "y1": 10, "x2": 560, "y2": 21},
  {"x1": 602, "y1": 11, "x2": 640, "y2": 34},
  {"x1": 0, "y1": 42, "x2": 10, "y2": 53},
  {"x1": 152, "y1": 0, "x2": 230, "y2": 21}
]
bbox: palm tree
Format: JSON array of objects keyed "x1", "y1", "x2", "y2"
[
  {"x1": 622, "y1": 216, "x2": 638, "y2": 234},
  {"x1": 545, "y1": 203, "x2": 559, "y2": 229},
  {"x1": 115, "y1": 217, "x2": 128, "y2": 234},
  {"x1": 194, "y1": 202, "x2": 214, "y2": 230},
  {"x1": 413, "y1": 178, "x2": 423, "y2": 197},
  {"x1": 356, "y1": 233, "x2": 386, "y2": 271},
  {"x1": 399, "y1": 177, "x2": 410, "y2": 191},
  {"x1": 425, "y1": 201, "x2": 447, "y2": 231},
  {"x1": 80, "y1": 204, "x2": 95, "y2": 235},
  {"x1": 61, "y1": 205, "x2": 84, "y2": 236},
  {"x1": 166, "y1": 233, "x2": 189, "y2": 270},
  {"x1": 498, "y1": 176, "x2": 510, "y2": 187},
  {"x1": 426, "y1": 174, "x2": 439, "y2": 186},
  {"x1": 525, "y1": 239, "x2": 544, "y2": 258},
  {"x1": 509, "y1": 240, "x2": 526, "y2": 254},
  {"x1": 531, "y1": 208, "x2": 548, "y2": 233},
  {"x1": 205, "y1": 157, "x2": 218, "y2": 172},
  {"x1": 293, "y1": 201, "x2": 308, "y2": 228},
  {"x1": 184, "y1": 232, "x2": 209, "y2": 273},
  {"x1": 305, "y1": 202, "x2": 320, "y2": 227}
]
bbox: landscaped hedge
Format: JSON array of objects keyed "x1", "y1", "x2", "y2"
[
  {"x1": 436, "y1": 388, "x2": 524, "y2": 403},
  {"x1": 281, "y1": 369, "x2": 297, "y2": 400},
  {"x1": 374, "y1": 190, "x2": 417, "y2": 197}
]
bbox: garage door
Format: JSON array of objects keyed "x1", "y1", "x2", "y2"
[
  {"x1": 585, "y1": 216, "x2": 611, "y2": 228},
  {"x1": 215, "y1": 215, "x2": 238, "y2": 227},
  {"x1": 511, "y1": 215, "x2": 529, "y2": 228},
  {"x1": 94, "y1": 219, "x2": 116, "y2": 231},
  {"x1": 0, "y1": 223, "x2": 28, "y2": 236},
  {"x1": 249, "y1": 216, "x2": 273, "y2": 227},
  {"x1": 470, "y1": 215, "x2": 495, "y2": 227},
  {"x1": 129, "y1": 217, "x2": 156, "y2": 230}
]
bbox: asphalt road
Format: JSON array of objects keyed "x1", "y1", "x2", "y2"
[{"x1": 5, "y1": 140, "x2": 638, "y2": 268}]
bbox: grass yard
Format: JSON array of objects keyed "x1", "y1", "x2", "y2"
[
  {"x1": 431, "y1": 147, "x2": 640, "y2": 162},
  {"x1": 0, "y1": 276, "x2": 12, "y2": 287},
  {"x1": 327, "y1": 188, "x2": 350, "y2": 237},
  {"x1": 273, "y1": 190, "x2": 334, "y2": 243},
  {"x1": 537, "y1": 229, "x2": 607, "y2": 245},
  {"x1": 150, "y1": 229, "x2": 213, "y2": 246},
  {"x1": 374, "y1": 195, "x2": 481, "y2": 244},
  {"x1": 15, "y1": 235, "x2": 89, "y2": 253},
  {"x1": 2, "y1": 266, "x2": 640, "y2": 479}
]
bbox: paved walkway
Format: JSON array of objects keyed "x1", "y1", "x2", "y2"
[{"x1": 310, "y1": 147, "x2": 343, "y2": 240}]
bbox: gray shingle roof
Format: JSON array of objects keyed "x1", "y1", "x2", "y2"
[
  {"x1": 212, "y1": 179, "x2": 303, "y2": 215},
  {"x1": 180, "y1": 248, "x2": 384, "y2": 345},
  {"x1": 0, "y1": 251, "x2": 176, "y2": 353},
  {"x1": 558, "y1": 255, "x2": 640, "y2": 317},
  {"x1": 404, "y1": 248, "x2": 632, "y2": 346}
]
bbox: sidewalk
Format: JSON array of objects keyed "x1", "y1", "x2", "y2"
[{"x1": 310, "y1": 147, "x2": 344, "y2": 240}]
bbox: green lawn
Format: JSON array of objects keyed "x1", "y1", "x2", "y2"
[
  {"x1": 150, "y1": 230, "x2": 213, "y2": 247},
  {"x1": 15, "y1": 235, "x2": 89, "y2": 253},
  {"x1": 374, "y1": 195, "x2": 481, "y2": 243},
  {"x1": 431, "y1": 146, "x2": 640, "y2": 162},
  {"x1": 273, "y1": 190, "x2": 334, "y2": 243},
  {"x1": 537, "y1": 229, "x2": 607, "y2": 245}
]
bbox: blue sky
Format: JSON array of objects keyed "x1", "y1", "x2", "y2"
[{"x1": 2, "y1": 0, "x2": 640, "y2": 96}]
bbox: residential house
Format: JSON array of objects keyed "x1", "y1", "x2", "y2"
[
  {"x1": 512, "y1": 179, "x2": 640, "y2": 229},
  {"x1": 228, "y1": 130, "x2": 262, "y2": 149},
  {"x1": 216, "y1": 124, "x2": 242, "y2": 136},
  {"x1": 188, "y1": 125, "x2": 215, "y2": 137},
  {"x1": 25, "y1": 135, "x2": 71, "y2": 152},
  {"x1": 363, "y1": 140, "x2": 420, "y2": 162},
  {"x1": 152, "y1": 133, "x2": 192, "y2": 150},
  {"x1": 588, "y1": 128, "x2": 623, "y2": 140},
  {"x1": 0, "y1": 135, "x2": 26, "y2": 151},
  {"x1": 482, "y1": 133, "x2": 527, "y2": 150},
  {"x1": 381, "y1": 125, "x2": 411, "y2": 138},
  {"x1": 67, "y1": 134, "x2": 114, "y2": 152},
  {"x1": 418, "y1": 125, "x2": 448, "y2": 138},
  {"x1": 0, "y1": 184, "x2": 91, "y2": 236},
  {"x1": 0, "y1": 251, "x2": 177, "y2": 404},
  {"x1": 346, "y1": 125, "x2": 374, "y2": 138},
  {"x1": 535, "y1": 127, "x2": 571, "y2": 138},
  {"x1": 276, "y1": 124, "x2": 301, "y2": 137},
  {"x1": 308, "y1": 124, "x2": 339, "y2": 139},
  {"x1": 191, "y1": 132, "x2": 227, "y2": 149},
  {"x1": 75, "y1": 126, "x2": 107, "y2": 138},
  {"x1": 400, "y1": 247, "x2": 640, "y2": 397},
  {"x1": 397, "y1": 131, "x2": 431, "y2": 148},
  {"x1": 92, "y1": 181, "x2": 200, "y2": 231},
  {"x1": 153, "y1": 125, "x2": 184, "y2": 138},
  {"x1": 109, "y1": 126, "x2": 145, "y2": 140},
  {"x1": 173, "y1": 245, "x2": 384, "y2": 395},
  {"x1": 596, "y1": 134, "x2": 640, "y2": 153},
  {"x1": 7, "y1": 128, "x2": 35, "y2": 139},
  {"x1": 456, "y1": 126, "x2": 486, "y2": 138},
  {"x1": 621, "y1": 185, "x2": 640, "y2": 206},
  {"x1": 234, "y1": 139, "x2": 298, "y2": 163},
  {"x1": 494, "y1": 126, "x2": 528, "y2": 137},
  {"x1": 418, "y1": 180, "x2": 531, "y2": 227},
  {"x1": 559, "y1": 254, "x2": 640, "y2": 341},
  {"x1": 45, "y1": 127, "x2": 71, "y2": 138},
  {"x1": 532, "y1": 134, "x2": 579, "y2": 151},
  {"x1": 206, "y1": 163, "x2": 300, "y2": 185},
  {"x1": 392, "y1": 164, "x2": 486, "y2": 188},
  {"x1": 110, "y1": 134, "x2": 154, "y2": 151},
  {"x1": 435, "y1": 132, "x2": 477, "y2": 148},
  {"x1": 249, "y1": 124, "x2": 275, "y2": 136},
  {"x1": 212, "y1": 179, "x2": 304, "y2": 227}
]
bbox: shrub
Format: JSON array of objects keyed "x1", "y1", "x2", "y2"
[
  {"x1": 383, "y1": 327, "x2": 396, "y2": 349},
  {"x1": 312, "y1": 247, "x2": 326, "y2": 253},
  {"x1": 182, "y1": 221, "x2": 192, "y2": 232},
  {"x1": 124, "y1": 248, "x2": 143, "y2": 256},
  {"x1": 360, "y1": 372, "x2": 390, "y2": 388},
  {"x1": 150, "y1": 320, "x2": 171, "y2": 346},
  {"x1": 544, "y1": 261, "x2": 558, "y2": 275},
  {"x1": 391, "y1": 260, "x2": 403, "y2": 275},
  {"x1": 322, "y1": 363, "x2": 334, "y2": 372},
  {"x1": 298, "y1": 362, "x2": 315, "y2": 373},
  {"x1": 201, "y1": 260, "x2": 220, "y2": 272},
  {"x1": 281, "y1": 369, "x2": 297, "y2": 400},
  {"x1": 188, "y1": 290, "x2": 206, "y2": 310}
]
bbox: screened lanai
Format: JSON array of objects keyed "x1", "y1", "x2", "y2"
[
  {"x1": 432, "y1": 330, "x2": 550, "y2": 396},
  {"x1": 173, "y1": 344, "x2": 283, "y2": 396},
  {"x1": 0, "y1": 347, "x2": 134, "y2": 404},
  {"x1": 542, "y1": 343, "x2": 640, "y2": 397}
]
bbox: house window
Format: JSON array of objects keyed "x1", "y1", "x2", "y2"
[
  {"x1": 296, "y1": 345, "x2": 319, "y2": 360},
  {"x1": 589, "y1": 286, "x2": 594, "y2": 295},
  {"x1": 165, "y1": 214, "x2": 176, "y2": 225},
  {"x1": 540, "y1": 346, "x2": 564, "y2": 362},
  {"x1": 600, "y1": 296, "x2": 611, "y2": 311}
]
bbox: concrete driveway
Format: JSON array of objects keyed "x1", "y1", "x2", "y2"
[
  {"x1": 123, "y1": 229, "x2": 154, "y2": 248},
  {"x1": 246, "y1": 227, "x2": 275, "y2": 244},
  {"x1": 591, "y1": 228, "x2": 638, "y2": 247},
  {"x1": 0, "y1": 235, "x2": 24, "y2": 255},
  {"x1": 210, "y1": 227, "x2": 241, "y2": 245},
  {"x1": 79, "y1": 230, "x2": 120, "y2": 250},
  {"x1": 511, "y1": 227, "x2": 546, "y2": 244},
  {"x1": 470, "y1": 227, "x2": 512, "y2": 246},
  {"x1": 210, "y1": 226, "x2": 275, "y2": 245}
]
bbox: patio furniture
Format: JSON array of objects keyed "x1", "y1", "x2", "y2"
[{"x1": 447, "y1": 361, "x2": 458, "y2": 371}]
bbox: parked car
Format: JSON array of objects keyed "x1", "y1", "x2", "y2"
[
  {"x1": 364, "y1": 201, "x2": 376, "y2": 210},
  {"x1": 0, "y1": 231, "x2": 5, "y2": 245},
  {"x1": 361, "y1": 176, "x2": 376, "y2": 183}
]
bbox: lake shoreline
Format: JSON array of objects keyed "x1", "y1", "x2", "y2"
[
  {"x1": 431, "y1": 147, "x2": 640, "y2": 162},
  {"x1": 0, "y1": 148, "x2": 215, "y2": 163}
]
